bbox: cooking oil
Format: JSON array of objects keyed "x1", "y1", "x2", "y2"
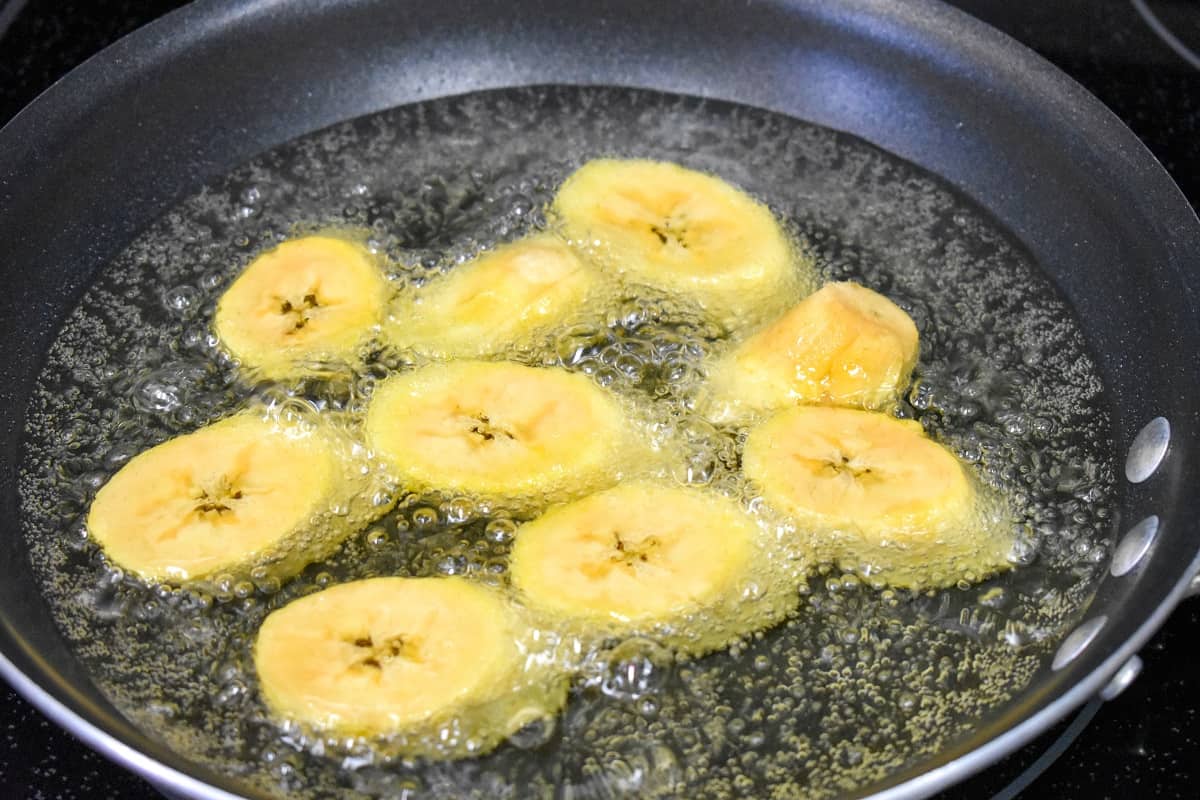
[{"x1": 19, "y1": 85, "x2": 1113, "y2": 799}]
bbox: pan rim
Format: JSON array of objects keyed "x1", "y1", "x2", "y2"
[{"x1": 1, "y1": 1, "x2": 1199, "y2": 798}]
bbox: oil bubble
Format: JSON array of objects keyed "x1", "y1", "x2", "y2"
[
  {"x1": 163, "y1": 285, "x2": 200, "y2": 313},
  {"x1": 596, "y1": 638, "x2": 674, "y2": 702},
  {"x1": 507, "y1": 715, "x2": 556, "y2": 750},
  {"x1": 411, "y1": 507, "x2": 439, "y2": 528},
  {"x1": 484, "y1": 518, "x2": 517, "y2": 544}
]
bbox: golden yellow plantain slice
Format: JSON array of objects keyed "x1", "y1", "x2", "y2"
[
  {"x1": 549, "y1": 159, "x2": 808, "y2": 330},
  {"x1": 214, "y1": 235, "x2": 389, "y2": 379},
  {"x1": 254, "y1": 576, "x2": 566, "y2": 758},
  {"x1": 703, "y1": 281, "x2": 919, "y2": 424},
  {"x1": 86, "y1": 413, "x2": 356, "y2": 585},
  {"x1": 365, "y1": 361, "x2": 635, "y2": 503},
  {"x1": 743, "y1": 406, "x2": 1010, "y2": 589},
  {"x1": 509, "y1": 482, "x2": 798, "y2": 655},
  {"x1": 386, "y1": 235, "x2": 600, "y2": 359}
]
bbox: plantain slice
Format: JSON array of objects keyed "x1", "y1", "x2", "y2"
[
  {"x1": 509, "y1": 482, "x2": 799, "y2": 655},
  {"x1": 86, "y1": 412, "x2": 371, "y2": 586},
  {"x1": 549, "y1": 159, "x2": 809, "y2": 331},
  {"x1": 214, "y1": 235, "x2": 389, "y2": 379},
  {"x1": 254, "y1": 576, "x2": 567, "y2": 758},
  {"x1": 364, "y1": 360, "x2": 639, "y2": 504},
  {"x1": 743, "y1": 406, "x2": 1011, "y2": 589}
]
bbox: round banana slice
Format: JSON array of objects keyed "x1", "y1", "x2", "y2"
[
  {"x1": 743, "y1": 406, "x2": 1010, "y2": 589},
  {"x1": 509, "y1": 482, "x2": 797, "y2": 655},
  {"x1": 86, "y1": 413, "x2": 351, "y2": 585},
  {"x1": 386, "y1": 235, "x2": 601, "y2": 359},
  {"x1": 550, "y1": 159, "x2": 807, "y2": 330},
  {"x1": 254, "y1": 576, "x2": 566, "y2": 758},
  {"x1": 214, "y1": 235, "x2": 389, "y2": 379},
  {"x1": 703, "y1": 281, "x2": 919, "y2": 425},
  {"x1": 365, "y1": 361, "x2": 636, "y2": 503}
]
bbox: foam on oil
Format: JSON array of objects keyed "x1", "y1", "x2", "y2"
[{"x1": 19, "y1": 86, "x2": 1113, "y2": 799}]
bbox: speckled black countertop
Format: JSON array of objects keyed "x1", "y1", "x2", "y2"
[{"x1": 1, "y1": 1, "x2": 1198, "y2": 798}]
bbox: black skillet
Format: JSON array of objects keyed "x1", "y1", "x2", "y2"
[{"x1": 1, "y1": 1, "x2": 1198, "y2": 798}]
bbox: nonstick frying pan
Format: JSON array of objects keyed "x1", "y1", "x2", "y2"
[{"x1": 1, "y1": 1, "x2": 1198, "y2": 798}]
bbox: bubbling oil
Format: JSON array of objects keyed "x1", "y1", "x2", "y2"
[{"x1": 18, "y1": 86, "x2": 1113, "y2": 799}]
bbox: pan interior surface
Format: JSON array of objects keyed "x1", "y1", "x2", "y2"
[{"x1": 18, "y1": 85, "x2": 1116, "y2": 799}]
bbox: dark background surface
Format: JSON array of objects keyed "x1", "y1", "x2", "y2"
[{"x1": 0, "y1": 0, "x2": 1198, "y2": 798}]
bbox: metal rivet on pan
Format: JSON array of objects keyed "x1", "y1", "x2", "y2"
[
  {"x1": 1099, "y1": 655, "x2": 1143, "y2": 701},
  {"x1": 1125, "y1": 417, "x2": 1170, "y2": 483},
  {"x1": 1110, "y1": 515, "x2": 1160, "y2": 577},
  {"x1": 1051, "y1": 616, "x2": 1107, "y2": 671}
]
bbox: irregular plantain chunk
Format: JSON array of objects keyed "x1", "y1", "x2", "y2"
[
  {"x1": 703, "y1": 281, "x2": 919, "y2": 425},
  {"x1": 385, "y1": 235, "x2": 600, "y2": 359}
]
